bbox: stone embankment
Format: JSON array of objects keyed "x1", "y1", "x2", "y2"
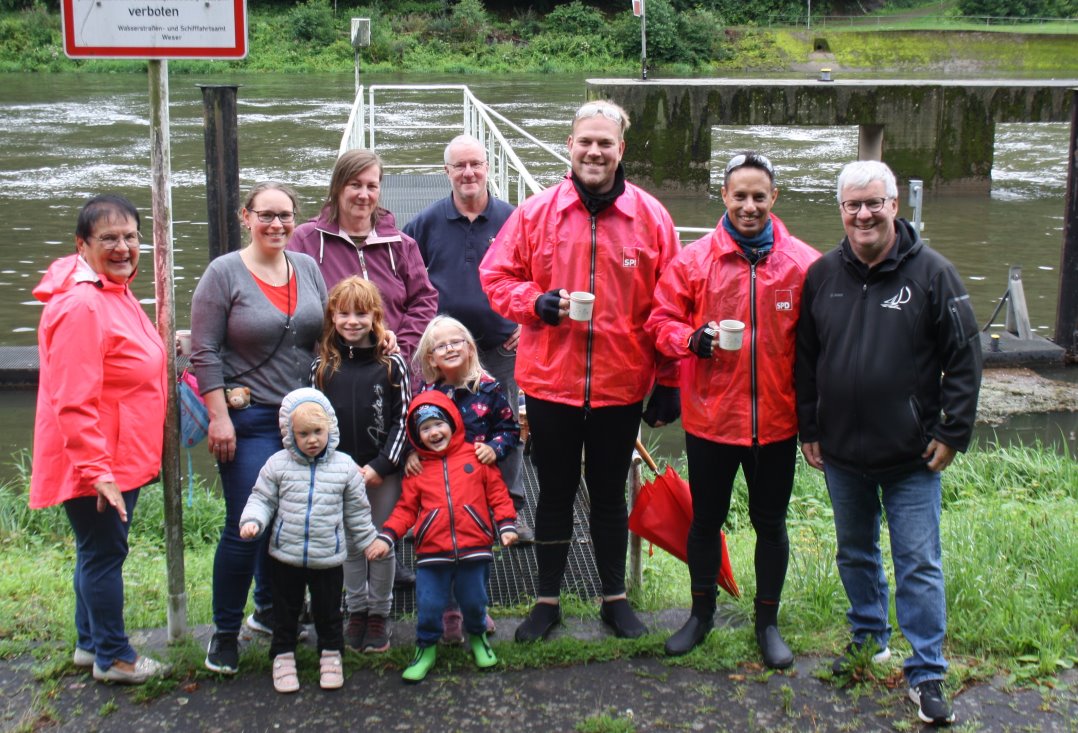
[{"x1": 978, "y1": 367, "x2": 1078, "y2": 425}]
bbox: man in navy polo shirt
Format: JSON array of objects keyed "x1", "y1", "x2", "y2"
[{"x1": 403, "y1": 134, "x2": 532, "y2": 542}]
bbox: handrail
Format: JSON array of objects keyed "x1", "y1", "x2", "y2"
[
  {"x1": 338, "y1": 83, "x2": 551, "y2": 205},
  {"x1": 337, "y1": 82, "x2": 711, "y2": 239}
]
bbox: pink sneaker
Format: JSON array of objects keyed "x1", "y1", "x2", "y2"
[{"x1": 441, "y1": 608, "x2": 464, "y2": 645}]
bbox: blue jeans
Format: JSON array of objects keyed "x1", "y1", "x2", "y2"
[
  {"x1": 415, "y1": 562, "x2": 490, "y2": 647},
  {"x1": 212, "y1": 403, "x2": 280, "y2": 634},
  {"x1": 64, "y1": 489, "x2": 140, "y2": 671},
  {"x1": 478, "y1": 344, "x2": 524, "y2": 506},
  {"x1": 824, "y1": 463, "x2": 948, "y2": 687}
]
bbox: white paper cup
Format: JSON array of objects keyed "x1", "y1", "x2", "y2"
[
  {"x1": 569, "y1": 291, "x2": 596, "y2": 322},
  {"x1": 718, "y1": 319, "x2": 745, "y2": 351},
  {"x1": 176, "y1": 329, "x2": 192, "y2": 356}
]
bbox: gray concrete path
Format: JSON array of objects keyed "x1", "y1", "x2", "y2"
[{"x1": 2, "y1": 610, "x2": 1074, "y2": 732}]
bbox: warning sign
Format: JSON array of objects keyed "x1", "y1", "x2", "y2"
[{"x1": 61, "y1": 0, "x2": 247, "y2": 59}]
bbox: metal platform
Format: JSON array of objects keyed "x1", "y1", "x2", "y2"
[
  {"x1": 379, "y1": 172, "x2": 451, "y2": 230},
  {"x1": 390, "y1": 452, "x2": 602, "y2": 616}
]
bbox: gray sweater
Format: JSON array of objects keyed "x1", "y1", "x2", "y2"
[
  {"x1": 190, "y1": 251, "x2": 327, "y2": 406},
  {"x1": 240, "y1": 388, "x2": 377, "y2": 568}
]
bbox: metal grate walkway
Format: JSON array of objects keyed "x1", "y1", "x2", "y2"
[
  {"x1": 380, "y1": 173, "x2": 452, "y2": 230},
  {"x1": 390, "y1": 452, "x2": 602, "y2": 616}
]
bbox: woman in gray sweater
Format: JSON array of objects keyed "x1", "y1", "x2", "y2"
[{"x1": 191, "y1": 182, "x2": 328, "y2": 675}]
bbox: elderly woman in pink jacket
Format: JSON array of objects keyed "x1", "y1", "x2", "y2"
[{"x1": 31, "y1": 195, "x2": 169, "y2": 685}]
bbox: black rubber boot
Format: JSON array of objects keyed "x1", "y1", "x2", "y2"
[
  {"x1": 665, "y1": 589, "x2": 715, "y2": 656},
  {"x1": 755, "y1": 599, "x2": 793, "y2": 669}
]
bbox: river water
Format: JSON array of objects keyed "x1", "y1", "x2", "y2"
[{"x1": 0, "y1": 70, "x2": 1073, "y2": 469}]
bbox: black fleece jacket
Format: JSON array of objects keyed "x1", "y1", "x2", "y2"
[{"x1": 795, "y1": 218, "x2": 983, "y2": 480}]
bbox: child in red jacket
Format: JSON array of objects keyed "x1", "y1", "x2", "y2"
[{"x1": 365, "y1": 391, "x2": 518, "y2": 682}]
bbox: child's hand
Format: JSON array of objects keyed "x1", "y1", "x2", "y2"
[
  {"x1": 365, "y1": 538, "x2": 390, "y2": 561},
  {"x1": 360, "y1": 464, "x2": 383, "y2": 488},
  {"x1": 239, "y1": 521, "x2": 260, "y2": 540},
  {"x1": 501, "y1": 531, "x2": 519, "y2": 547},
  {"x1": 474, "y1": 442, "x2": 497, "y2": 465},
  {"x1": 404, "y1": 452, "x2": 422, "y2": 477}
]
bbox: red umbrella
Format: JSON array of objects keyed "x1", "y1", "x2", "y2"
[{"x1": 629, "y1": 440, "x2": 740, "y2": 598}]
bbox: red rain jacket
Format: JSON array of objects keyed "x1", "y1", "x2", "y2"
[
  {"x1": 479, "y1": 177, "x2": 681, "y2": 408},
  {"x1": 378, "y1": 391, "x2": 517, "y2": 565},
  {"x1": 646, "y1": 215, "x2": 820, "y2": 446}
]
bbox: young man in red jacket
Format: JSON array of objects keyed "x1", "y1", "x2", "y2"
[
  {"x1": 481, "y1": 100, "x2": 681, "y2": 642},
  {"x1": 648, "y1": 152, "x2": 820, "y2": 665}
]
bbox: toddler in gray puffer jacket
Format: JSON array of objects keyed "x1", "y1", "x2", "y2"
[{"x1": 240, "y1": 387, "x2": 376, "y2": 694}]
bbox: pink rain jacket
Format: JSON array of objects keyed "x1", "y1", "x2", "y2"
[{"x1": 30, "y1": 254, "x2": 166, "y2": 508}]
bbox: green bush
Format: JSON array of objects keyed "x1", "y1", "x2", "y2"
[
  {"x1": 958, "y1": 0, "x2": 1078, "y2": 17},
  {"x1": 288, "y1": 0, "x2": 337, "y2": 45},
  {"x1": 449, "y1": 0, "x2": 491, "y2": 45},
  {"x1": 542, "y1": 0, "x2": 607, "y2": 33}
]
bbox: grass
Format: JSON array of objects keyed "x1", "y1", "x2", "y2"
[{"x1": 0, "y1": 442, "x2": 1074, "y2": 719}]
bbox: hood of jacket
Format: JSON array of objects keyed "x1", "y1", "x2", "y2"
[
  {"x1": 33, "y1": 253, "x2": 132, "y2": 303},
  {"x1": 405, "y1": 390, "x2": 466, "y2": 459},
  {"x1": 279, "y1": 387, "x2": 340, "y2": 463}
]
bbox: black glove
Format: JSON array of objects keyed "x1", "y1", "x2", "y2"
[
  {"x1": 642, "y1": 385, "x2": 681, "y2": 427},
  {"x1": 534, "y1": 289, "x2": 564, "y2": 326},
  {"x1": 687, "y1": 323, "x2": 717, "y2": 358}
]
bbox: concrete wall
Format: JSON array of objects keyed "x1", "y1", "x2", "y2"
[{"x1": 586, "y1": 79, "x2": 1077, "y2": 194}]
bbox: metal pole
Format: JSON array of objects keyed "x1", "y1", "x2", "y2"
[
  {"x1": 640, "y1": 0, "x2": 647, "y2": 81},
  {"x1": 197, "y1": 85, "x2": 241, "y2": 261},
  {"x1": 148, "y1": 59, "x2": 187, "y2": 642},
  {"x1": 1055, "y1": 87, "x2": 1078, "y2": 359}
]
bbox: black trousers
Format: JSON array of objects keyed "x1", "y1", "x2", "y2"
[
  {"x1": 684, "y1": 434, "x2": 797, "y2": 604},
  {"x1": 269, "y1": 556, "x2": 344, "y2": 657},
  {"x1": 526, "y1": 396, "x2": 643, "y2": 597}
]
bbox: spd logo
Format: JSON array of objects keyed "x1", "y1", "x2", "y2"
[
  {"x1": 774, "y1": 289, "x2": 793, "y2": 311},
  {"x1": 622, "y1": 246, "x2": 639, "y2": 268}
]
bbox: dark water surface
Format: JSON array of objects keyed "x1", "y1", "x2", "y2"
[{"x1": 0, "y1": 70, "x2": 1073, "y2": 473}]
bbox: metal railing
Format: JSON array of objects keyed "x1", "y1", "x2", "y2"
[
  {"x1": 338, "y1": 84, "x2": 569, "y2": 206},
  {"x1": 338, "y1": 83, "x2": 708, "y2": 241}
]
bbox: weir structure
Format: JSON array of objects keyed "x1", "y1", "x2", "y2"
[{"x1": 585, "y1": 78, "x2": 1077, "y2": 194}]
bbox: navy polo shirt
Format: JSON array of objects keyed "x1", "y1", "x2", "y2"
[{"x1": 404, "y1": 194, "x2": 517, "y2": 351}]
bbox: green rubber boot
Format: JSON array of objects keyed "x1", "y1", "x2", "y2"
[
  {"x1": 402, "y1": 645, "x2": 437, "y2": 683},
  {"x1": 468, "y1": 632, "x2": 498, "y2": 669}
]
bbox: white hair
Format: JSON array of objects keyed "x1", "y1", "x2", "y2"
[
  {"x1": 836, "y1": 160, "x2": 898, "y2": 203},
  {"x1": 444, "y1": 134, "x2": 485, "y2": 165}
]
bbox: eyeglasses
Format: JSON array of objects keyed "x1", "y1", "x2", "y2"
[
  {"x1": 724, "y1": 153, "x2": 775, "y2": 179},
  {"x1": 840, "y1": 197, "x2": 891, "y2": 215},
  {"x1": 250, "y1": 210, "x2": 296, "y2": 224},
  {"x1": 432, "y1": 338, "x2": 467, "y2": 355},
  {"x1": 90, "y1": 232, "x2": 140, "y2": 250},
  {"x1": 575, "y1": 103, "x2": 624, "y2": 124},
  {"x1": 448, "y1": 160, "x2": 487, "y2": 172}
]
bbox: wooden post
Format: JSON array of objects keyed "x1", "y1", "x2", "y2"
[
  {"x1": 1055, "y1": 88, "x2": 1078, "y2": 359},
  {"x1": 198, "y1": 85, "x2": 241, "y2": 261},
  {"x1": 149, "y1": 59, "x2": 187, "y2": 641}
]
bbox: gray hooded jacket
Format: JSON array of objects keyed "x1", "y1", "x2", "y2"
[{"x1": 240, "y1": 388, "x2": 377, "y2": 568}]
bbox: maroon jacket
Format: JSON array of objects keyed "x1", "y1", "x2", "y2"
[
  {"x1": 378, "y1": 391, "x2": 517, "y2": 565},
  {"x1": 287, "y1": 207, "x2": 438, "y2": 366}
]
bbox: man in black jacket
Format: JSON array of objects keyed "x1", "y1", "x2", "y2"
[{"x1": 796, "y1": 160, "x2": 982, "y2": 727}]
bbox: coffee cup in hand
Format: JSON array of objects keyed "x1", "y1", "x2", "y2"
[
  {"x1": 569, "y1": 291, "x2": 596, "y2": 322},
  {"x1": 718, "y1": 320, "x2": 745, "y2": 351}
]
